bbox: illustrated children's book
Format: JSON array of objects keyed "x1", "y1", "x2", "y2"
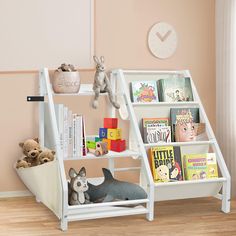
[
  {"x1": 142, "y1": 117, "x2": 170, "y2": 143},
  {"x1": 183, "y1": 153, "x2": 218, "y2": 180},
  {"x1": 143, "y1": 126, "x2": 171, "y2": 144},
  {"x1": 170, "y1": 108, "x2": 199, "y2": 142},
  {"x1": 158, "y1": 77, "x2": 193, "y2": 102},
  {"x1": 149, "y1": 146, "x2": 183, "y2": 183},
  {"x1": 130, "y1": 81, "x2": 158, "y2": 103}
]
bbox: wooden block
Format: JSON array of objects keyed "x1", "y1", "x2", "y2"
[
  {"x1": 104, "y1": 118, "x2": 118, "y2": 129},
  {"x1": 99, "y1": 128, "x2": 107, "y2": 139},
  {"x1": 107, "y1": 128, "x2": 121, "y2": 140},
  {"x1": 110, "y1": 139, "x2": 126, "y2": 152},
  {"x1": 102, "y1": 138, "x2": 111, "y2": 150},
  {"x1": 95, "y1": 137, "x2": 102, "y2": 142},
  {"x1": 86, "y1": 140, "x2": 96, "y2": 149}
]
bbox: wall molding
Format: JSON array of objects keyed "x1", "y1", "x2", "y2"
[{"x1": 0, "y1": 190, "x2": 32, "y2": 198}]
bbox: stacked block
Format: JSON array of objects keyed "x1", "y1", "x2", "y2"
[{"x1": 99, "y1": 118, "x2": 126, "y2": 152}]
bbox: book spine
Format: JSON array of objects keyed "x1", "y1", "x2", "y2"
[
  {"x1": 68, "y1": 110, "x2": 73, "y2": 158},
  {"x1": 63, "y1": 106, "x2": 68, "y2": 159},
  {"x1": 72, "y1": 114, "x2": 77, "y2": 158}
]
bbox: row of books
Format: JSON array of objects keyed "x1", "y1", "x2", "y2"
[
  {"x1": 142, "y1": 107, "x2": 207, "y2": 144},
  {"x1": 149, "y1": 146, "x2": 219, "y2": 183},
  {"x1": 130, "y1": 77, "x2": 193, "y2": 103},
  {"x1": 44, "y1": 103, "x2": 87, "y2": 158}
]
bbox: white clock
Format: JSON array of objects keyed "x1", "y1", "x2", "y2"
[{"x1": 148, "y1": 22, "x2": 178, "y2": 59}]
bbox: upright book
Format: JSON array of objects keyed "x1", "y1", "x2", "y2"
[
  {"x1": 149, "y1": 146, "x2": 183, "y2": 183},
  {"x1": 130, "y1": 80, "x2": 158, "y2": 103},
  {"x1": 183, "y1": 153, "x2": 219, "y2": 180},
  {"x1": 158, "y1": 77, "x2": 193, "y2": 102},
  {"x1": 170, "y1": 108, "x2": 200, "y2": 142}
]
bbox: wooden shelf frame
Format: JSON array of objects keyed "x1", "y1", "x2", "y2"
[{"x1": 111, "y1": 69, "x2": 231, "y2": 214}]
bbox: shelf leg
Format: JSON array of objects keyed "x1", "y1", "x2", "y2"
[
  {"x1": 60, "y1": 217, "x2": 68, "y2": 231},
  {"x1": 146, "y1": 185, "x2": 154, "y2": 221},
  {"x1": 221, "y1": 180, "x2": 231, "y2": 213}
]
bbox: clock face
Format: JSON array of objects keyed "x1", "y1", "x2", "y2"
[{"x1": 148, "y1": 22, "x2": 177, "y2": 59}]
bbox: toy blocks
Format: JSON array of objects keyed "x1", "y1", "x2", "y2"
[
  {"x1": 107, "y1": 128, "x2": 121, "y2": 140},
  {"x1": 110, "y1": 140, "x2": 126, "y2": 152},
  {"x1": 96, "y1": 118, "x2": 126, "y2": 153},
  {"x1": 102, "y1": 138, "x2": 111, "y2": 150},
  {"x1": 99, "y1": 128, "x2": 107, "y2": 139},
  {"x1": 104, "y1": 118, "x2": 118, "y2": 129}
]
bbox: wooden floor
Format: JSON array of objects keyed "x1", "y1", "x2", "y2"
[{"x1": 0, "y1": 197, "x2": 235, "y2": 236}]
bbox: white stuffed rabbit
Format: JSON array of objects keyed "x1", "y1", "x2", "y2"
[{"x1": 92, "y1": 56, "x2": 120, "y2": 109}]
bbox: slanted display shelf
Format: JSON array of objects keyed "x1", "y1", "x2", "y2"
[{"x1": 112, "y1": 69, "x2": 231, "y2": 214}]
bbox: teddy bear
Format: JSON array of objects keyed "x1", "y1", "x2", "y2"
[
  {"x1": 16, "y1": 159, "x2": 31, "y2": 169},
  {"x1": 19, "y1": 138, "x2": 41, "y2": 167},
  {"x1": 38, "y1": 149, "x2": 55, "y2": 165}
]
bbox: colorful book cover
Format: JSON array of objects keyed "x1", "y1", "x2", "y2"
[
  {"x1": 130, "y1": 81, "x2": 158, "y2": 103},
  {"x1": 142, "y1": 117, "x2": 169, "y2": 128},
  {"x1": 149, "y1": 146, "x2": 183, "y2": 183},
  {"x1": 143, "y1": 126, "x2": 171, "y2": 144},
  {"x1": 158, "y1": 77, "x2": 194, "y2": 102},
  {"x1": 206, "y1": 153, "x2": 218, "y2": 178},
  {"x1": 183, "y1": 154, "x2": 208, "y2": 180},
  {"x1": 170, "y1": 108, "x2": 199, "y2": 142}
]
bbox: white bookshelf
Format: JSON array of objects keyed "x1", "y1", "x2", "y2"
[
  {"x1": 19, "y1": 68, "x2": 153, "y2": 231},
  {"x1": 111, "y1": 69, "x2": 231, "y2": 214}
]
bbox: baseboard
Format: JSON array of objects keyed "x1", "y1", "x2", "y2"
[{"x1": 0, "y1": 190, "x2": 32, "y2": 198}]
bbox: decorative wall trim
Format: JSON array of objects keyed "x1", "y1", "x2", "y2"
[{"x1": 0, "y1": 190, "x2": 32, "y2": 198}]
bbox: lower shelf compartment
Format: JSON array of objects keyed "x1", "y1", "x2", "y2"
[
  {"x1": 154, "y1": 177, "x2": 226, "y2": 201},
  {"x1": 67, "y1": 204, "x2": 148, "y2": 221}
]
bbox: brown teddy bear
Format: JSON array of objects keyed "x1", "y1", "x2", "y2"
[
  {"x1": 16, "y1": 159, "x2": 31, "y2": 169},
  {"x1": 38, "y1": 149, "x2": 55, "y2": 165},
  {"x1": 19, "y1": 138, "x2": 41, "y2": 167}
]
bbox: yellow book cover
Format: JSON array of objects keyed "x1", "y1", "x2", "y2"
[
  {"x1": 206, "y1": 153, "x2": 219, "y2": 178},
  {"x1": 149, "y1": 146, "x2": 183, "y2": 183},
  {"x1": 183, "y1": 154, "x2": 207, "y2": 180}
]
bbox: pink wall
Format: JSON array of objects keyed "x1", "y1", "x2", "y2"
[{"x1": 0, "y1": 0, "x2": 215, "y2": 192}]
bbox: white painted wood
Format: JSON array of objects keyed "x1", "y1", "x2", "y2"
[
  {"x1": 33, "y1": 68, "x2": 153, "y2": 230},
  {"x1": 113, "y1": 69, "x2": 231, "y2": 214}
]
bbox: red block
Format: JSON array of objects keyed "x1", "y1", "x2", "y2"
[
  {"x1": 104, "y1": 118, "x2": 118, "y2": 129},
  {"x1": 110, "y1": 139, "x2": 126, "y2": 152}
]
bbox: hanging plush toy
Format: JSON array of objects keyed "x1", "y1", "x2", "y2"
[{"x1": 92, "y1": 56, "x2": 120, "y2": 109}]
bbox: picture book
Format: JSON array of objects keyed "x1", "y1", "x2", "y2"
[
  {"x1": 142, "y1": 117, "x2": 169, "y2": 128},
  {"x1": 183, "y1": 153, "x2": 218, "y2": 180},
  {"x1": 143, "y1": 126, "x2": 171, "y2": 144},
  {"x1": 183, "y1": 154, "x2": 207, "y2": 180},
  {"x1": 194, "y1": 123, "x2": 208, "y2": 141},
  {"x1": 158, "y1": 77, "x2": 193, "y2": 102},
  {"x1": 130, "y1": 80, "x2": 158, "y2": 103},
  {"x1": 170, "y1": 108, "x2": 199, "y2": 142},
  {"x1": 206, "y1": 153, "x2": 218, "y2": 178},
  {"x1": 149, "y1": 146, "x2": 183, "y2": 183}
]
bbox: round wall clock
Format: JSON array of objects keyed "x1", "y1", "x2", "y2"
[{"x1": 148, "y1": 22, "x2": 178, "y2": 59}]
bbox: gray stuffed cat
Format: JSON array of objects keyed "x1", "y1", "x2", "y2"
[
  {"x1": 92, "y1": 56, "x2": 120, "y2": 109},
  {"x1": 68, "y1": 167, "x2": 90, "y2": 205}
]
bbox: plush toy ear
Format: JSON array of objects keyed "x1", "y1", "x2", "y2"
[
  {"x1": 19, "y1": 142, "x2": 24, "y2": 148},
  {"x1": 34, "y1": 138, "x2": 39, "y2": 143},
  {"x1": 93, "y1": 55, "x2": 100, "y2": 64},
  {"x1": 100, "y1": 56, "x2": 105, "y2": 63},
  {"x1": 69, "y1": 168, "x2": 77, "y2": 178},
  {"x1": 78, "y1": 167, "x2": 86, "y2": 177},
  {"x1": 51, "y1": 150, "x2": 56, "y2": 155}
]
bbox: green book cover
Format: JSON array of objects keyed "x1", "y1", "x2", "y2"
[
  {"x1": 158, "y1": 77, "x2": 193, "y2": 102},
  {"x1": 183, "y1": 154, "x2": 207, "y2": 180}
]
